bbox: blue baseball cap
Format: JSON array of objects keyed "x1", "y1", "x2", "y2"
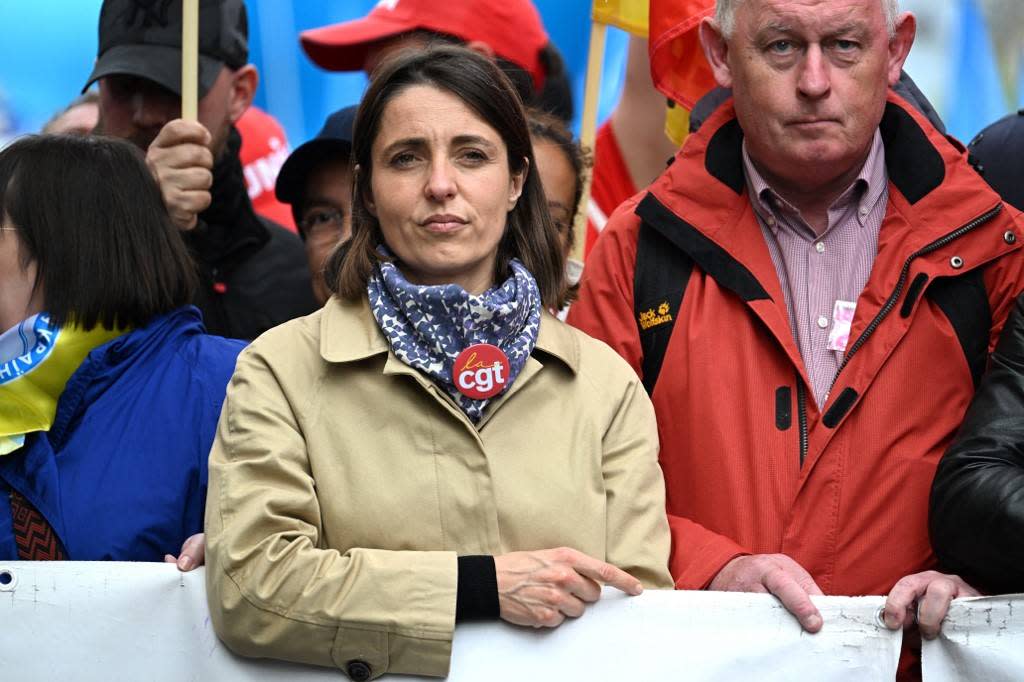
[{"x1": 275, "y1": 105, "x2": 357, "y2": 207}]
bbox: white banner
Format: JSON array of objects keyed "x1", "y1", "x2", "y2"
[
  {"x1": 0, "y1": 562, "x2": 903, "y2": 681},
  {"x1": 922, "y1": 595, "x2": 1024, "y2": 682}
]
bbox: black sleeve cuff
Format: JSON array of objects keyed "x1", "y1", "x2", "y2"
[{"x1": 455, "y1": 555, "x2": 500, "y2": 622}]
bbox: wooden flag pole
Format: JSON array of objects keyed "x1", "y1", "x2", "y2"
[
  {"x1": 570, "y1": 20, "x2": 608, "y2": 265},
  {"x1": 181, "y1": 0, "x2": 199, "y2": 121}
]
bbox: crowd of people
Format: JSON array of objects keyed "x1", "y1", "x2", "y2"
[{"x1": 1, "y1": 0, "x2": 1023, "y2": 681}]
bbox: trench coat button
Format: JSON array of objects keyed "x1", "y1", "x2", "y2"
[
  {"x1": 950, "y1": 256, "x2": 964, "y2": 269},
  {"x1": 1005, "y1": 231, "x2": 1017, "y2": 245},
  {"x1": 346, "y1": 660, "x2": 372, "y2": 681}
]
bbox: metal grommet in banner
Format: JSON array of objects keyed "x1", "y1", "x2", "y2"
[
  {"x1": 0, "y1": 566, "x2": 17, "y2": 592},
  {"x1": 950, "y1": 256, "x2": 965, "y2": 269},
  {"x1": 875, "y1": 605, "x2": 887, "y2": 629},
  {"x1": 1004, "y1": 231, "x2": 1017, "y2": 245}
]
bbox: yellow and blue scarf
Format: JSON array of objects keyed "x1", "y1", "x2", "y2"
[{"x1": 0, "y1": 314, "x2": 123, "y2": 455}]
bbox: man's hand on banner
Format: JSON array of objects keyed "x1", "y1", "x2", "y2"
[
  {"x1": 883, "y1": 571, "x2": 981, "y2": 639},
  {"x1": 708, "y1": 553, "x2": 824, "y2": 633},
  {"x1": 164, "y1": 533, "x2": 206, "y2": 572},
  {"x1": 146, "y1": 119, "x2": 214, "y2": 231}
]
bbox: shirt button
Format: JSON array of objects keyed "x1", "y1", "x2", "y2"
[
  {"x1": 815, "y1": 242, "x2": 825, "y2": 253},
  {"x1": 860, "y1": 207, "x2": 869, "y2": 216},
  {"x1": 766, "y1": 216, "x2": 776, "y2": 227},
  {"x1": 817, "y1": 316, "x2": 830, "y2": 329}
]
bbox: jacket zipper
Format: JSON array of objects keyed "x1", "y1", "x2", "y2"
[
  {"x1": 794, "y1": 203, "x2": 1003, "y2": 469},
  {"x1": 796, "y1": 378, "x2": 809, "y2": 466},
  {"x1": 832, "y1": 203, "x2": 1003, "y2": 385}
]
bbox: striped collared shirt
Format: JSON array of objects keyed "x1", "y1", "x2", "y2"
[{"x1": 743, "y1": 131, "x2": 888, "y2": 408}]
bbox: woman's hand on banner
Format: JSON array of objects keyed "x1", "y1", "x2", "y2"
[
  {"x1": 164, "y1": 533, "x2": 206, "y2": 572},
  {"x1": 495, "y1": 547, "x2": 643, "y2": 628}
]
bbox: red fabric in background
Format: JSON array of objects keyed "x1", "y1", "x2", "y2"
[
  {"x1": 585, "y1": 121, "x2": 638, "y2": 257},
  {"x1": 237, "y1": 106, "x2": 296, "y2": 232},
  {"x1": 649, "y1": 0, "x2": 717, "y2": 109}
]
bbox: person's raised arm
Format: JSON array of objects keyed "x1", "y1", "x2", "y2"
[
  {"x1": 608, "y1": 37, "x2": 679, "y2": 190},
  {"x1": 146, "y1": 119, "x2": 214, "y2": 231}
]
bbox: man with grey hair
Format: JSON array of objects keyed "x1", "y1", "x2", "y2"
[
  {"x1": 716, "y1": 0, "x2": 900, "y2": 38},
  {"x1": 569, "y1": 1, "x2": 1024, "y2": 676}
]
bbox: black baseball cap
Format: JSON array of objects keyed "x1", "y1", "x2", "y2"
[
  {"x1": 275, "y1": 105, "x2": 358, "y2": 208},
  {"x1": 969, "y1": 109, "x2": 1024, "y2": 212},
  {"x1": 83, "y1": 0, "x2": 249, "y2": 98}
]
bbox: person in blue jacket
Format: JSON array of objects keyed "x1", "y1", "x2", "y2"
[{"x1": 0, "y1": 134, "x2": 243, "y2": 567}]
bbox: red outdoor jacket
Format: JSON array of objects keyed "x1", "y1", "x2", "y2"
[{"x1": 569, "y1": 94, "x2": 1024, "y2": 599}]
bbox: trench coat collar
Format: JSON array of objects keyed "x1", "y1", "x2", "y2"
[{"x1": 318, "y1": 294, "x2": 579, "y2": 374}]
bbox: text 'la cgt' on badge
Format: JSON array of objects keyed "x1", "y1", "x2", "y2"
[{"x1": 453, "y1": 343, "x2": 509, "y2": 400}]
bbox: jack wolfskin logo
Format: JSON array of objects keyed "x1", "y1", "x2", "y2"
[
  {"x1": 638, "y1": 302, "x2": 674, "y2": 331},
  {"x1": 119, "y1": 0, "x2": 174, "y2": 29}
]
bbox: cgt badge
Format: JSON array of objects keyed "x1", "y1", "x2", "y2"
[{"x1": 453, "y1": 343, "x2": 509, "y2": 400}]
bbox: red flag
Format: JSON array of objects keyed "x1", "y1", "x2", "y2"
[{"x1": 649, "y1": 0, "x2": 718, "y2": 109}]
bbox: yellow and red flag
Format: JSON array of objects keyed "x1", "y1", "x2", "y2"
[
  {"x1": 591, "y1": 0, "x2": 649, "y2": 37},
  {"x1": 649, "y1": 0, "x2": 718, "y2": 110},
  {"x1": 575, "y1": 0, "x2": 718, "y2": 258}
]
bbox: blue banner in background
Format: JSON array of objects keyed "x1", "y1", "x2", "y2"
[
  {"x1": 945, "y1": 0, "x2": 1010, "y2": 143},
  {"x1": 1, "y1": 2, "x2": 1021, "y2": 149},
  {"x1": 0, "y1": 0, "x2": 627, "y2": 146},
  {"x1": 1019, "y1": 50, "x2": 1024, "y2": 108}
]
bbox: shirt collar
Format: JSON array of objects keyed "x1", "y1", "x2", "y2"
[
  {"x1": 856, "y1": 129, "x2": 888, "y2": 225},
  {"x1": 742, "y1": 130, "x2": 888, "y2": 233}
]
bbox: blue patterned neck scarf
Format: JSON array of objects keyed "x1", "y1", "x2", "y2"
[{"x1": 368, "y1": 253, "x2": 542, "y2": 422}]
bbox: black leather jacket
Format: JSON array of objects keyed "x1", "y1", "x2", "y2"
[{"x1": 930, "y1": 292, "x2": 1024, "y2": 594}]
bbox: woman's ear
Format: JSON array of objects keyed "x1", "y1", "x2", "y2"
[{"x1": 509, "y1": 157, "x2": 529, "y2": 210}]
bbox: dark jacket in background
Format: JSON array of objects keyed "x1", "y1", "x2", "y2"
[
  {"x1": 187, "y1": 128, "x2": 317, "y2": 340},
  {"x1": 931, "y1": 291, "x2": 1024, "y2": 594}
]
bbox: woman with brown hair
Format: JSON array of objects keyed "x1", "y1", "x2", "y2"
[{"x1": 205, "y1": 46, "x2": 671, "y2": 679}]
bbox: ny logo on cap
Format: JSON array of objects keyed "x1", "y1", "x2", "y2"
[
  {"x1": 376, "y1": 0, "x2": 400, "y2": 10},
  {"x1": 118, "y1": 0, "x2": 174, "y2": 29}
]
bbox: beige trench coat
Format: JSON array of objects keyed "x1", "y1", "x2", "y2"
[{"x1": 205, "y1": 295, "x2": 672, "y2": 679}]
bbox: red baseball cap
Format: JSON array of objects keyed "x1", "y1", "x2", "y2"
[{"x1": 300, "y1": 0, "x2": 549, "y2": 91}]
